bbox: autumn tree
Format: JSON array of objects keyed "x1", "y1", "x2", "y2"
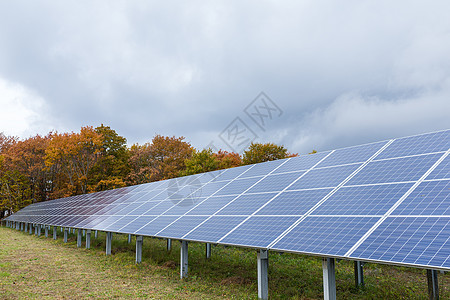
[
  {"x1": 242, "y1": 142, "x2": 296, "y2": 164},
  {"x1": 181, "y1": 149, "x2": 219, "y2": 176},
  {"x1": 89, "y1": 125, "x2": 130, "y2": 191},
  {"x1": 128, "y1": 135, "x2": 193, "y2": 184},
  {"x1": 214, "y1": 150, "x2": 242, "y2": 169},
  {"x1": 45, "y1": 126, "x2": 102, "y2": 196}
]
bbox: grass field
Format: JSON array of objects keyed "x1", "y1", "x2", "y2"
[{"x1": 0, "y1": 226, "x2": 448, "y2": 299}]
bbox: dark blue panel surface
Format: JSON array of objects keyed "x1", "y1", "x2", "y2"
[
  {"x1": 215, "y1": 177, "x2": 263, "y2": 196},
  {"x1": 219, "y1": 216, "x2": 299, "y2": 248},
  {"x1": 288, "y1": 164, "x2": 361, "y2": 190},
  {"x1": 216, "y1": 193, "x2": 277, "y2": 215},
  {"x1": 313, "y1": 183, "x2": 413, "y2": 215},
  {"x1": 104, "y1": 216, "x2": 138, "y2": 232},
  {"x1": 156, "y1": 216, "x2": 208, "y2": 239},
  {"x1": 272, "y1": 151, "x2": 332, "y2": 174},
  {"x1": 135, "y1": 216, "x2": 179, "y2": 235},
  {"x1": 186, "y1": 195, "x2": 236, "y2": 215},
  {"x1": 376, "y1": 130, "x2": 450, "y2": 160},
  {"x1": 239, "y1": 158, "x2": 288, "y2": 178},
  {"x1": 183, "y1": 216, "x2": 247, "y2": 242},
  {"x1": 346, "y1": 153, "x2": 442, "y2": 186},
  {"x1": 426, "y1": 156, "x2": 450, "y2": 180},
  {"x1": 142, "y1": 200, "x2": 176, "y2": 215},
  {"x1": 393, "y1": 180, "x2": 450, "y2": 215},
  {"x1": 247, "y1": 172, "x2": 304, "y2": 193},
  {"x1": 161, "y1": 197, "x2": 206, "y2": 215},
  {"x1": 317, "y1": 141, "x2": 387, "y2": 168},
  {"x1": 352, "y1": 217, "x2": 450, "y2": 269},
  {"x1": 256, "y1": 189, "x2": 332, "y2": 216},
  {"x1": 118, "y1": 216, "x2": 156, "y2": 233},
  {"x1": 272, "y1": 216, "x2": 379, "y2": 256}
]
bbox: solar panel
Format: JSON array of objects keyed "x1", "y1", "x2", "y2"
[{"x1": 4, "y1": 129, "x2": 450, "y2": 271}]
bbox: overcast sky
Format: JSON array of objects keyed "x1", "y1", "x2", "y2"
[{"x1": 1, "y1": 1, "x2": 449, "y2": 154}]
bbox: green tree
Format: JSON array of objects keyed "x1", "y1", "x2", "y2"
[
  {"x1": 242, "y1": 142, "x2": 296, "y2": 165},
  {"x1": 89, "y1": 125, "x2": 130, "y2": 191},
  {"x1": 181, "y1": 149, "x2": 219, "y2": 176}
]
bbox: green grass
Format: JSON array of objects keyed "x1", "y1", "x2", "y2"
[{"x1": 0, "y1": 226, "x2": 448, "y2": 299}]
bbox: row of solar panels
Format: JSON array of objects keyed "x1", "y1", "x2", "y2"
[{"x1": 6, "y1": 130, "x2": 450, "y2": 270}]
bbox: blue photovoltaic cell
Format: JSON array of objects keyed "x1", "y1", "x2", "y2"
[
  {"x1": 162, "y1": 197, "x2": 207, "y2": 215},
  {"x1": 216, "y1": 193, "x2": 277, "y2": 215},
  {"x1": 194, "y1": 180, "x2": 230, "y2": 198},
  {"x1": 211, "y1": 165, "x2": 252, "y2": 182},
  {"x1": 288, "y1": 164, "x2": 361, "y2": 190},
  {"x1": 272, "y1": 151, "x2": 332, "y2": 174},
  {"x1": 272, "y1": 216, "x2": 379, "y2": 256},
  {"x1": 183, "y1": 216, "x2": 247, "y2": 243},
  {"x1": 142, "y1": 200, "x2": 176, "y2": 215},
  {"x1": 239, "y1": 158, "x2": 288, "y2": 178},
  {"x1": 91, "y1": 216, "x2": 123, "y2": 231},
  {"x1": 186, "y1": 195, "x2": 236, "y2": 215},
  {"x1": 215, "y1": 177, "x2": 263, "y2": 196},
  {"x1": 134, "y1": 216, "x2": 179, "y2": 235},
  {"x1": 317, "y1": 141, "x2": 387, "y2": 168},
  {"x1": 346, "y1": 153, "x2": 443, "y2": 186},
  {"x1": 156, "y1": 216, "x2": 208, "y2": 239},
  {"x1": 118, "y1": 216, "x2": 156, "y2": 233},
  {"x1": 127, "y1": 201, "x2": 161, "y2": 215},
  {"x1": 103, "y1": 216, "x2": 138, "y2": 232},
  {"x1": 392, "y1": 180, "x2": 450, "y2": 215},
  {"x1": 313, "y1": 183, "x2": 414, "y2": 215},
  {"x1": 376, "y1": 130, "x2": 450, "y2": 160},
  {"x1": 256, "y1": 189, "x2": 332, "y2": 215},
  {"x1": 220, "y1": 216, "x2": 299, "y2": 248},
  {"x1": 352, "y1": 217, "x2": 450, "y2": 269},
  {"x1": 246, "y1": 172, "x2": 304, "y2": 193},
  {"x1": 426, "y1": 156, "x2": 450, "y2": 180}
]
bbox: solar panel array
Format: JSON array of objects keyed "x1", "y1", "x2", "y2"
[{"x1": 5, "y1": 130, "x2": 450, "y2": 270}]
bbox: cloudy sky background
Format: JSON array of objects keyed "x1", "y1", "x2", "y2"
[{"x1": 1, "y1": 1, "x2": 449, "y2": 154}]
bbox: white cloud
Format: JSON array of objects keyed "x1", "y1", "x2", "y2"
[{"x1": 0, "y1": 77, "x2": 49, "y2": 137}]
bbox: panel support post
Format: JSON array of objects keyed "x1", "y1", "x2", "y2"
[
  {"x1": 95, "y1": 230, "x2": 98, "y2": 238},
  {"x1": 136, "y1": 235, "x2": 143, "y2": 264},
  {"x1": 128, "y1": 234, "x2": 131, "y2": 244},
  {"x1": 29, "y1": 223, "x2": 33, "y2": 235},
  {"x1": 206, "y1": 243, "x2": 211, "y2": 259},
  {"x1": 86, "y1": 230, "x2": 91, "y2": 249},
  {"x1": 427, "y1": 269, "x2": 439, "y2": 300},
  {"x1": 257, "y1": 249, "x2": 269, "y2": 300},
  {"x1": 323, "y1": 258, "x2": 336, "y2": 300},
  {"x1": 82, "y1": 229, "x2": 85, "y2": 237},
  {"x1": 37, "y1": 225, "x2": 41, "y2": 237},
  {"x1": 106, "y1": 232, "x2": 112, "y2": 255},
  {"x1": 167, "y1": 238, "x2": 172, "y2": 251},
  {"x1": 34, "y1": 224, "x2": 38, "y2": 235},
  {"x1": 77, "y1": 228, "x2": 82, "y2": 247},
  {"x1": 20, "y1": 222, "x2": 24, "y2": 231},
  {"x1": 53, "y1": 226, "x2": 57, "y2": 240},
  {"x1": 45, "y1": 226, "x2": 49, "y2": 238},
  {"x1": 180, "y1": 240, "x2": 188, "y2": 279},
  {"x1": 64, "y1": 228, "x2": 68, "y2": 243},
  {"x1": 354, "y1": 261, "x2": 364, "y2": 288}
]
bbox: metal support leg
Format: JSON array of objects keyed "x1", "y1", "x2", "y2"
[
  {"x1": 323, "y1": 258, "x2": 336, "y2": 300},
  {"x1": 180, "y1": 240, "x2": 188, "y2": 278},
  {"x1": 258, "y1": 249, "x2": 269, "y2": 300},
  {"x1": 45, "y1": 226, "x2": 49, "y2": 238},
  {"x1": 427, "y1": 269, "x2": 439, "y2": 300},
  {"x1": 29, "y1": 224, "x2": 33, "y2": 234},
  {"x1": 128, "y1": 234, "x2": 131, "y2": 244},
  {"x1": 95, "y1": 230, "x2": 98, "y2": 238},
  {"x1": 64, "y1": 228, "x2": 68, "y2": 243},
  {"x1": 86, "y1": 230, "x2": 91, "y2": 249},
  {"x1": 77, "y1": 228, "x2": 82, "y2": 247},
  {"x1": 61, "y1": 226, "x2": 63, "y2": 232},
  {"x1": 37, "y1": 225, "x2": 41, "y2": 237},
  {"x1": 206, "y1": 243, "x2": 211, "y2": 259},
  {"x1": 354, "y1": 261, "x2": 364, "y2": 288},
  {"x1": 82, "y1": 229, "x2": 85, "y2": 237},
  {"x1": 167, "y1": 238, "x2": 172, "y2": 251},
  {"x1": 20, "y1": 223, "x2": 24, "y2": 231},
  {"x1": 53, "y1": 226, "x2": 57, "y2": 240},
  {"x1": 106, "y1": 232, "x2": 112, "y2": 255},
  {"x1": 136, "y1": 235, "x2": 143, "y2": 264}
]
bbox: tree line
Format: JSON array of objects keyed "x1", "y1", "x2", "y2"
[{"x1": 0, "y1": 125, "x2": 303, "y2": 217}]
